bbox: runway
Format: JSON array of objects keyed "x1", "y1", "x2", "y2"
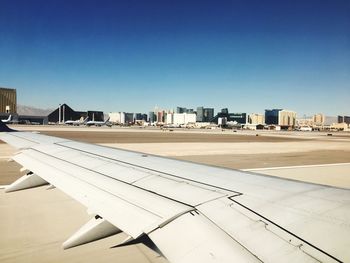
[{"x1": 1, "y1": 125, "x2": 350, "y2": 262}]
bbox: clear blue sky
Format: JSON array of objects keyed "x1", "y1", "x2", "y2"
[{"x1": 0, "y1": 0, "x2": 349, "y2": 116}]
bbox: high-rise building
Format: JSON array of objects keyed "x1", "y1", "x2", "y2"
[
  {"x1": 196, "y1": 107, "x2": 204, "y2": 122},
  {"x1": 312, "y1": 113, "x2": 325, "y2": 125},
  {"x1": 203, "y1": 108, "x2": 214, "y2": 122},
  {"x1": 149, "y1": 111, "x2": 156, "y2": 123},
  {"x1": 221, "y1": 108, "x2": 229, "y2": 114},
  {"x1": 196, "y1": 107, "x2": 214, "y2": 122},
  {"x1": 228, "y1": 113, "x2": 247, "y2": 124},
  {"x1": 157, "y1": 111, "x2": 165, "y2": 123},
  {"x1": 345, "y1": 116, "x2": 350, "y2": 124},
  {"x1": 278, "y1": 110, "x2": 296, "y2": 127},
  {"x1": 338, "y1": 115, "x2": 350, "y2": 124},
  {"x1": 248, "y1": 113, "x2": 265, "y2": 124},
  {"x1": 265, "y1": 109, "x2": 296, "y2": 127},
  {"x1": 0, "y1": 87, "x2": 17, "y2": 113},
  {"x1": 265, "y1": 109, "x2": 282, "y2": 125},
  {"x1": 165, "y1": 113, "x2": 173, "y2": 124},
  {"x1": 124, "y1": 113, "x2": 134, "y2": 124},
  {"x1": 176, "y1": 107, "x2": 187, "y2": 114},
  {"x1": 134, "y1": 113, "x2": 147, "y2": 121},
  {"x1": 212, "y1": 108, "x2": 247, "y2": 124},
  {"x1": 173, "y1": 113, "x2": 196, "y2": 125},
  {"x1": 109, "y1": 112, "x2": 125, "y2": 124},
  {"x1": 176, "y1": 106, "x2": 194, "y2": 114}
]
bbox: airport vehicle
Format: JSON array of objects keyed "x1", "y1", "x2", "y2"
[
  {"x1": 1, "y1": 114, "x2": 12, "y2": 123},
  {"x1": 0, "y1": 120, "x2": 349, "y2": 263},
  {"x1": 65, "y1": 117, "x2": 89, "y2": 126},
  {"x1": 298, "y1": 126, "x2": 313, "y2": 132},
  {"x1": 86, "y1": 117, "x2": 111, "y2": 127}
]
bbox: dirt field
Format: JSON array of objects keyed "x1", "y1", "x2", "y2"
[
  {"x1": 37, "y1": 130, "x2": 304, "y2": 143},
  {"x1": 1, "y1": 127, "x2": 350, "y2": 185}
]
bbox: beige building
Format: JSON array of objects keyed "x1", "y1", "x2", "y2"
[
  {"x1": 0, "y1": 87, "x2": 17, "y2": 113},
  {"x1": 331, "y1": 122, "x2": 349, "y2": 131},
  {"x1": 296, "y1": 118, "x2": 313, "y2": 127},
  {"x1": 248, "y1": 113, "x2": 265, "y2": 124},
  {"x1": 278, "y1": 110, "x2": 296, "y2": 127},
  {"x1": 312, "y1": 113, "x2": 325, "y2": 125}
]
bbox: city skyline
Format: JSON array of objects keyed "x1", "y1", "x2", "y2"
[
  {"x1": 0, "y1": 0, "x2": 349, "y2": 116},
  {"x1": 13, "y1": 102, "x2": 343, "y2": 119}
]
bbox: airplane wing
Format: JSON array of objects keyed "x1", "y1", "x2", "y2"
[{"x1": 0, "y1": 121, "x2": 349, "y2": 263}]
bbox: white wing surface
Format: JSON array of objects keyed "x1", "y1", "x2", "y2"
[{"x1": 0, "y1": 123, "x2": 349, "y2": 263}]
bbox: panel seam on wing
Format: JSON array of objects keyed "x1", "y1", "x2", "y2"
[{"x1": 55, "y1": 142, "x2": 243, "y2": 195}]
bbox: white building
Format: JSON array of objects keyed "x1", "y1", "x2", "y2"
[
  {"x1": 166, "y1": 113, "x2": 173, "y2": 124},
  {"x1": 173, "y1": 113, "x2": 196, "y2": 125},
  {"x1": 218, "y1": 117, "x2": 227, "y2": 126},
  {"x1": 109, "y1": 112, "x2": 125, "y2": 124}
]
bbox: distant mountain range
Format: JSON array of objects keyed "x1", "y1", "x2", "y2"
[{"x1": 17, "y1": 105, "x2": 54, "y2": 116}]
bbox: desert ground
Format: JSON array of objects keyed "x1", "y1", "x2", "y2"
[{"x1": 1, "y1": 125, "x2": 350, "y2": 263}]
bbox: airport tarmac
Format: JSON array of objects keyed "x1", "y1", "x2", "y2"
[{"x1": 1, "y1": 125, "x2": 350, "y2": 262}]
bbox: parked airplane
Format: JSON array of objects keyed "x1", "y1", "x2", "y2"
[
  {"x1": 0, "y1": 120, "x2": 349, "y2": 263},
  {"x1": 1, "y1": 115, "x2": 12, "y2": 123},
  {"x1": 65, "y1": 117, "x2": 89, "y2": 126},
  {"x1": 86, "y1": 117, "x2": 111, "y2": 127}
]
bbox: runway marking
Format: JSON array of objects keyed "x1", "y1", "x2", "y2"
[
  {"x1": 242, "y1": 162, "x2": 350, "y2": 171},
  {"x1": 0, "y1": 156, "x2": 11, "y2": 159}
]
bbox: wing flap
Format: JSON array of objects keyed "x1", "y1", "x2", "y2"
[
  {"x1": 133, "y1": 175, "x2": 227, "y2": 206},
  {"x1": 30, "y1": 143, "x2": 235, "y2": 207},
  {"x1": 198, "y1": 197, "x2": 344, "y2": 263},
  {"x1": 227, "y1": 193, "x2": 350, "y2": 262},
  {"x1": 149, "y1": 211, "x2": 261, "y2": 263},
  {"x1": 13, "y1": 150, "x2": 192, "y2": 239}
]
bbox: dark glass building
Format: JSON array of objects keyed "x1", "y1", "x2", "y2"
[
  {"x1": 149, "y1": 111, "x2": 156, "y2": 123},
  {"x1": 176, "y1": 107, "x2": 194, "y2": 114},
  {"x1": 265, "y1": 109, "x2": 282, "y2": 125},
  {"x1": 338, "y1": 115, "x2": 350, "y2": 124},
  {"x1": 203, "y1": 108, "x2": 214, "y2": 122},
  {"x1": 135, "y1": 113, "x2": 148, "y2": 121},
  {"x1": 212, "y1": 109, "x2": 247, "y2": 124},
  {"x1": 228, "y1": 113, "x2": 247, "y2": 124},
  {"x1": 196, "y1": 107, "x2": 204, "y2": 122},
  {"x1": 124, "y1": 113, "x2": 134, "y2": 124},
  {"x1": 87, "y1": 111, "x2": 104, "y2": 122},
  {"x1": 221, "y1": 108, "x2": 229, "y2": 114},
  {"x1": 176, "y1": 107, "x2": 186, "y2": 113}
]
